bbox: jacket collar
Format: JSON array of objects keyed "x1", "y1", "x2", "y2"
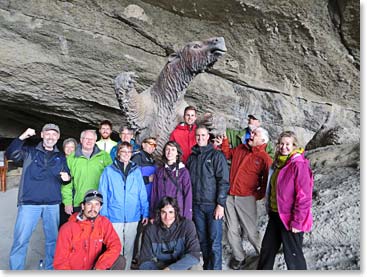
[
  {"x1": 74, "y1": 144, "x2": 101, "y2": 158},
  {"x1": 164, "y1": 162, "x2": 185, "y2": 170},
  {"x1": 35, "y1": 141, "x2": 60, "y2": 153},
  {"x1": 242, "y1": 142, "x2": 267, "y2": 153},
  {"x1": 175, "y1": 122, "x2": 197, "y2": 131},
  {"x1": 191, "y1": 144, "x2": 214, "y2": 155},
  {"x1": 113, "y1": 159, "x2": 138, "y2": 172}
]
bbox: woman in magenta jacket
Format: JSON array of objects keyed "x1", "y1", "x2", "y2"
[{"x1": 257, "y1": 131, "x2": 314, "y2": 270}]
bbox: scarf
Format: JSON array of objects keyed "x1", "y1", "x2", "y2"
[{"x1": 269, "y1": 148, "x2": 304, "y2": 212}]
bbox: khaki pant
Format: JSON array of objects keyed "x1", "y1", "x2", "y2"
[
  {"x1": 225, "y1": 195, "x2": 261, "y2": 261},
  {"x1": 112, "y1": 222, "x2": 139, "y2": 270}
]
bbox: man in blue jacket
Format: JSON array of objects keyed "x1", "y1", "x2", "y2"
[
  {"x1": 186, "y1": 125, "x2": 230, "y2": 270},
  {"x1": 6, "y1": 124, "x2": 71, "y2": 270}
]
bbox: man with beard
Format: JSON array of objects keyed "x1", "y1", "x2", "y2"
[
  {"x1": 54, "y1": 189, "x2": 122, "y2": 270},
  {"x1": 96, "y1": 120, "x2": 117, "y2": 154},
  {"x1": 6, "y1": 124, "x2": 71, "y2": 270},
  {"x1": 169, "y1": 105, "x2": 198, "y2": 164}
]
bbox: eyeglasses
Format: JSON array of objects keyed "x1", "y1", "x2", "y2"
[{"x1": 119, "y1": 150, "x2": 132, "y2": 154}]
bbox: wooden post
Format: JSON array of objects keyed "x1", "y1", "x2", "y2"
[{"x1": 0, "y1": 152, "x2": 7, "y2": 192}]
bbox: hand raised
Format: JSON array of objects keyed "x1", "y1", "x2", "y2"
[{"x1": 19, "y1": 128, "x2": 36, "y2": 140}]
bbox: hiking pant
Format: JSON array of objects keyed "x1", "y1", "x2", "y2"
[
  {"x1": 257, "y1": 211, "x2": 307, "y2": 270},
  {"x1": 112, "y1": 221, "x2": 139, "y2": 270},
  {"x1": 225, "y1": 195, "x2": 261, "y2": 261}
]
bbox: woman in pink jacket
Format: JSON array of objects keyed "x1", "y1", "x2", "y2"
[{"x1": 257, "y1": 131, "x2": 314, "y2": 270}]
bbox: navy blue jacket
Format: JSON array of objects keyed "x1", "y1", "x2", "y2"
[
  {"x1": 6, "y1": 138, "x2": 70, "y2": 205},
  {"x1": 131, "y1": 150, "x2": 157, "y2": 205}
]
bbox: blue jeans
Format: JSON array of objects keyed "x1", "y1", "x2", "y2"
[
  {"x1": 9, "y1": 204, "x2": 59, "y2": 270},
  {"x1": 193, "y1": 204, "x2": 223, "y2": 270}
]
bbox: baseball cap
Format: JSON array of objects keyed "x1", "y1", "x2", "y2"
[
  {"x1": 248, "y1": 114, "x2": 261, "y2": 121},
  {"x1": 42, "y1": 123, "x2": 60, "y2": 133},
  {"x1": 83, "y1": 189, "x2": 103, "y2": 205}
]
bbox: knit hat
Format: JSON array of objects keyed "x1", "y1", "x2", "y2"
[{"x1": 83, "y1": 189, "x2": 103, "y2": 205}]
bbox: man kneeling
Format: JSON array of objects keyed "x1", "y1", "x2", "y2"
[
  {"x1": 139, "y1": 196, "x2": 201, "y2": 270},
  {"x1": 54, "y1": 190, "x2": 122, "y2": 270}
]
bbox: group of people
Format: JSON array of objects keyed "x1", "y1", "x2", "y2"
[{"x1": 5, "y1": 105, "x2": 314, "y2": 271}]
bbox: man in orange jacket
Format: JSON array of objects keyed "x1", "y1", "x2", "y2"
[
  {"x1": 215, "y1": 127, "x2": 272, "y2": 270},
  {"x1": 54, "y1": 190, "x2": 122, "y2": 270}
]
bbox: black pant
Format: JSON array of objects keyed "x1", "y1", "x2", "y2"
[
  {"x1": 257, "y1": 212, "x2": 307, "y2": 270},
  {"x1": 59, "y1": 204, "x2": 81, "y2": 228}
]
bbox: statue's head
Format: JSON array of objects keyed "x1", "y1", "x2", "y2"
[
  {"x1": 167, "y1": 37, "x2": 227, "y2": 74},
  {"x1": 114, "y1": 71, "x2": 138, "y2": 91}
]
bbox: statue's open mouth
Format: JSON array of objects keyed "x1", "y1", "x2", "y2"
[{"x1": 212, "y1": 49, "x2": 227, "y2": 56}]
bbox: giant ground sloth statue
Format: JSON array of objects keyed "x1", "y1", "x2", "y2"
[{"x1": 114, "y1": 37, "x2": 227, "y2": 151}]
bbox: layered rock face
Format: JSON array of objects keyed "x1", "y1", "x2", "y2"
[{"x1": 0, "y1": 0, "x2": 360, "y2": 270}]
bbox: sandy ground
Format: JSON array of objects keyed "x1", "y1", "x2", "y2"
[{"x1": 0, "y1": 187, "x2": 45, "y2": 270}]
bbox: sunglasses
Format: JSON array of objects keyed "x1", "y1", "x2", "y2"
[{"x1": 145, "y1": 141, "x2": 157, "y2": 147}]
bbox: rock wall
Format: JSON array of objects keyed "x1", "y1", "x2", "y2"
[{"x1": 0, "y1": 0, "x2": 359, "y2": 146}]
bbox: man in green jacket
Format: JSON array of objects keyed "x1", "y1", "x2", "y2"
[
  {"x1": 226, "y1": 114, "x2": 275, "y2": 159},
  {"x1": 60, "y1": 129, "x2": 112, "y2": 226}
]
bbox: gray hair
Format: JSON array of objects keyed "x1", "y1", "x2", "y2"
[
  {"x1": 80, "y1": 129, "x2": 97, "y2": 140},
  {"x1": 255, "y1": 127, "x2": 269, "y2": 144},
  {"x1": 62, "y1": 137, "x2": 77, "y2": 149},
  {"x1": 118, "y1": 125, "x2": 134, "y2": 134}
]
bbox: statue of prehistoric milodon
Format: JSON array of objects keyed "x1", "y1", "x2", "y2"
[{"x1": 114, "y1": 37, "x2": 227, "y2": 151}]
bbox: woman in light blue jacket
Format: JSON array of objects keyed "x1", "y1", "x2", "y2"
[{"x1": 99, "y1": 142, "x2": 149, "y2": 270}]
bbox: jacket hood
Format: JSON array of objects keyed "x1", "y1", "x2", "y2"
[
  {"x1": 74, "y1": 144, "x2": 101, "y2": 158},
  {"x1": 286, "y1": 148, "x2": 306, "y2": 164},
  {"x1": 174, "y1": 123, "x2": 197, "y2": 131},
  {"x1": 164, "y1": 162, "x2": 186, "y2": 170},
  {"x1": 35, "y1": 141, "x2": 60, "y2": 153},
  {"x1": 244, "y1": 142, "x2": 267, "y2": 153},
  {"x1": 68, "y1": 212, "x2": 80, "y2": 222},
  {"x1": 68, "y1": 211, "x2": 101, "y2": 223},
  {"x1": 112, "y1": 159, "x2": 139, "y2": 173},
  {"x1": 191, "y1": 144, "x2": 214, "y2": 155}
]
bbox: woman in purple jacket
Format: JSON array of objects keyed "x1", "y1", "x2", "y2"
[
  {"x1": 257, "y1": 131, "x2": 314, "y2": 270},
  {"x1": 150, "y1": 141, "x2": 192, "y2": 221}
]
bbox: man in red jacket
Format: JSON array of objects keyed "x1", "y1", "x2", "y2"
[
  {"x1": 54, "y1": 189, "x2": 122, "y2": 270},
  {"x1": 169, "y1": 105, "x2": 197, "y2": 164},
  {"x1": 215, "y1": 127, "x2": 273, "y2": 270}
]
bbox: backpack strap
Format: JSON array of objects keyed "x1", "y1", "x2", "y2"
[{"x1": 164, "y1": 167, "x2": 182, "y2": 199}]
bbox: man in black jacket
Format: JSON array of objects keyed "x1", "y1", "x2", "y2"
[
  {"x1": 139, "y1": 196, "x2": 200, "y2": 270},
  {"x1": 186, "y1": 125, "x2": 230, "y2": 270}
]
